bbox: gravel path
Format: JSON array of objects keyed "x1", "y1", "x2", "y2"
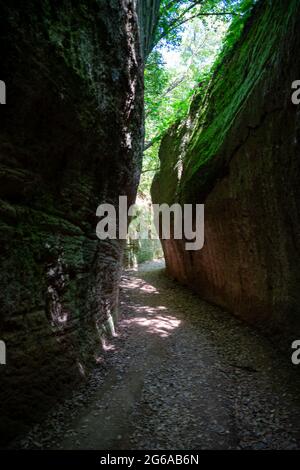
[{"x1": 18, "y1": 261, "x2": 300, "y2": 450}]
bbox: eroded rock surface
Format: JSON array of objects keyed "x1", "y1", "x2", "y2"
[
  {"x1": 151, "y1": 0, "x2": 300, "y2": 350},
  {"x1": 0, "y1": 0, "x2": 152, "y2": 444}
]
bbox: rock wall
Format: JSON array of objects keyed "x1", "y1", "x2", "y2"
[
  {"x1": 0, "y1": 0, "x2": 151, "y2": 444},
  {"x1": 152, "y1": 0, "x2": 300, "y2": 349}
]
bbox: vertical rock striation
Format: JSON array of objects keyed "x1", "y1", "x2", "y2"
[
  {"x1": 0, "y1": 0, "x2": 157, "y2": 444},
  {"x1": 152, "y1": 1, "x2": 300, "y2": 349}
]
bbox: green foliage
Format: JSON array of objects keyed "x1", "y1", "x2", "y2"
[{"x1": 140, "y1": 0, "x2": 256, "y2": 196}]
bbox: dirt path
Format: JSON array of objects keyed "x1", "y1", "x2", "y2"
[{"x1": 19, "y1": 261, "x2": 300, "y2": 450}]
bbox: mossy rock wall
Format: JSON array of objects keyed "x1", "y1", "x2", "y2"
[{"x1": 152, "y1": 0, "x2": 300, "y2": 350}]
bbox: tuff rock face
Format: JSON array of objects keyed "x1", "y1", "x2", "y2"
[
  {"x1": 0, "y1": 0, "x2": 150, "y2": 444},
  {"x1": 152, "y1": 0, "x2": 300, "y2": 349}
]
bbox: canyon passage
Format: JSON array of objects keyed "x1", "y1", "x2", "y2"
[
  {"x1": 0, "y1": 0, "x2": 300, "y2": 451},
  {"x1": 16, "y1": 262, "x2": 300, "y2": 450}
]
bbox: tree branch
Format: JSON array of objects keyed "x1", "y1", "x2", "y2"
[
  {"x1": 141, "y1": 166, "x2": 160, "y2": 173},
  {"x1": 144, "y1": 138, "x2": 159, "y2": 151}
]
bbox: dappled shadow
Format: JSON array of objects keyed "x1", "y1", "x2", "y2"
[
  {"x1": 121, "y1": 276, "x2": 160, "y2": 294},
  {"x1": 18, "y1": 264, "x2": 300, "y2": 451}
]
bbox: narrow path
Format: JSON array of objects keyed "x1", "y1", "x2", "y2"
[{"x1": 19, "y1": 261, "x2": 300, "y2": 450}]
